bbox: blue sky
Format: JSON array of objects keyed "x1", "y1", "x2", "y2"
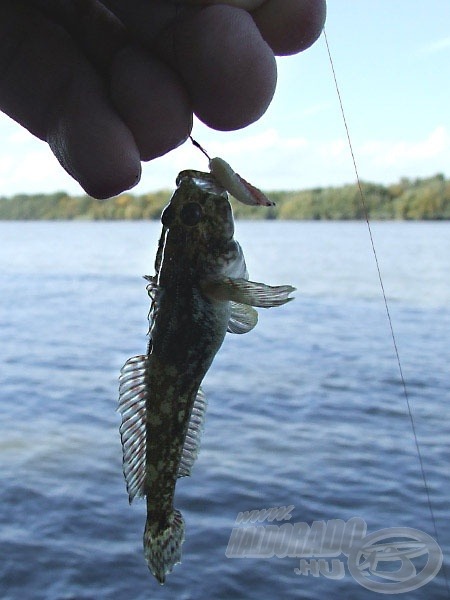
[{"x1": 1, "y1": 0, "x2": 449, "y2": 195}]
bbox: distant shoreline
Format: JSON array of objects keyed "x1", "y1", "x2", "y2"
[{"x1": 1, "y1": 173, "x2": 449, "y2": 221}]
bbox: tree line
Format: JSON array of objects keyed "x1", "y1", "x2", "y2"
[{"x1": 1, "y1": 173, "x2": 449, "y2": 220}]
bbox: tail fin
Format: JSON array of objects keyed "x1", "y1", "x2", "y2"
[{"x1": 144, "y1": 510, "x2": 185, "y2": 584}]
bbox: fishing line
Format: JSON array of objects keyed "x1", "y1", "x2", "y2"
[
  {"x1": 323, "y1": 28, "x2": 449, "y2": 593},
  {"x1": 190, "y1": 135, "x2": 211, "y2": 160}
]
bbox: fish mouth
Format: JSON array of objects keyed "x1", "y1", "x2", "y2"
[{"x1": 176, "y1": 170, "x2": 228, "y2": 198}]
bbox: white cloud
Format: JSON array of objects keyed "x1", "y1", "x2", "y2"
[
  {"x1": 200, "y1": 128, "x2": 308, "y2": 156},
  {"x1": 0, "y1": 114, "x2": 79, "y2": 195},
  {"x1": 318, "y1": 138, "x2": 348, "y2": 160},
  {"x1": 0, "y1": 143, "x2": 79, "y2": 195},
  {"x1": 136, "y1": 127, "x2": 312, "y2": 193},
  {"x1": 359, "y1": 126, "x2": 450, "y2": 168},
  {"x1": 298, "y1": 102, "x2": 333, "y2": 119},
  {"x1": 420, "y1": 37, "x2": 450, "y2": 55},
  {"x1": 1, "y1": 109, "x2": 450, "y2": 197}
]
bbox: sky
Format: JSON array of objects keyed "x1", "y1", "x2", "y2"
[{"x1": 1, "y1": 0, "x2": 449, "y2": 196}]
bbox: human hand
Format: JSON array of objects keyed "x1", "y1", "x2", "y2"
[{"x1": 0, "y1": 0, "x2": 326, "y2": 198}]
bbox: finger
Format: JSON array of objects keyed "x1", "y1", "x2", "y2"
[
  {"x1": 46, "y1": 75, "x2": 142, "y2": 199},
  {"x1": 173, "y1": 0, "x2": 266, "y2": 8},
  {"x1": 103, "y1": 1, "x2": 276, "y2": 131},
  {"x1": 252, "y1": 0, "x2": 327, "y2": 56},
  {"x1": 110, "y1": 46, "x2": 192, "y2": 161},
  {"x1": 0, "y1": 2, "x2": 141, "y2": 198},
  {"x1": 159, "y1": 0, "x2": 326, "y2": 56},
  {"x1": 100, "y1": 0, "x2": 179, "y2": 44},
  {"x1": 32, "y1": 0, "x2": 128, "y2": 71},
  {"x1": 36, "y1": 1, "x2": 192, "y2": 176},
  {"x1": 168, "y1": 5, "x2": 277, "y2": 130}
]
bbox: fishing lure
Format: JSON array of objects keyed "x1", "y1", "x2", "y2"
[
  {"x1": 190, "y1": 136, "x2": 275, "y2": 207},
  {"x1": 118, "y1": 168, "x2": 294, "y2": 583}
]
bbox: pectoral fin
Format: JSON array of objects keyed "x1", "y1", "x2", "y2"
[
  {"x1": 143, "y1": 275, "x2": 158, "y2": 300},
  {"x1": 227, "y1": 301, "x2": 258, "y2": 333},
  {"x1": 203, "y1": 278, "x2": 295, "y2": 308},
  {"x1": 143, "y1": 276, "x2": 160, "y2": 335}
]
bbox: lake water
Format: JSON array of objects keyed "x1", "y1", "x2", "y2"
[{"x1": 0, "y1": 220, "x2": 449, "y2": 600}]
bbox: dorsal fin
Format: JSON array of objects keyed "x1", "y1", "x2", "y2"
[
  {"x1": 177, "y1": 388, "x2": 208, "y2": 478},
  {"x1": 118, "y1": 355, "x2": 148, "y2": 503}
]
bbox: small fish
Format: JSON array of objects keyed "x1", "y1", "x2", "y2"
[{"x1": 118, "y1": 169, "x2": 295, "y2": 584}]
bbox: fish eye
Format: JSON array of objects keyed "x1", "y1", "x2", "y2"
[
  {"x1": 161, "y1": 204, "x2": 175, "y2": 227},
  {"x1": 180, "y1": 202, "x2": 203, "y2": 226}
]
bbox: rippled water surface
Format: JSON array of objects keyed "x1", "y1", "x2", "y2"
[{"x1": 0, "y1": 220, "x2": 449, "y2": 600}]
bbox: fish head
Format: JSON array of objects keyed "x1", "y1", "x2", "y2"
[{"x1": 158, "y1": 170, "x2": 236, "y2": 272}]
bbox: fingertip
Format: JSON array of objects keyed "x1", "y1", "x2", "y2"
[
  {"x1": 173, "y1": 5, "x2": 277, "y2": 130},
  {"x1": 110, "y1": 47, "x2": 192, "y2": 162},
  {"x1": 47, "y1": 88, "x2": 142, "y2": 199},
  {"x1": 84, "y1": 151, "x2": 142, "y2": 200},
  {"x1": 0, "y1": 2, "x2": 143, "y2": 199},
  {"x1": 253, "y1": 0, "x2": 327, "y2": 56}
]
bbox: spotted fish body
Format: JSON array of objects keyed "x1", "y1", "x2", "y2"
[{"x1": 118, "y1": 170, "x2": 294, "y2": 584}]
